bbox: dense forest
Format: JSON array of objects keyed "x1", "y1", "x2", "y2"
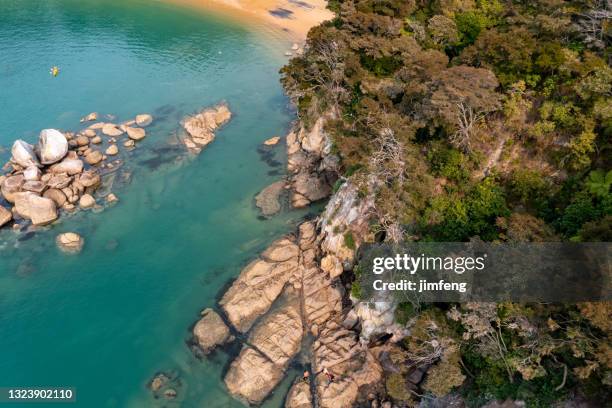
[{"x1": 281, "y1": 0, "x2": 611, "y2": 406}]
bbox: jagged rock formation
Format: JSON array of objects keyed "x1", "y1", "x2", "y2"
[{"x1": 286, "y1": 117, "x2": 339, "y2": 208}]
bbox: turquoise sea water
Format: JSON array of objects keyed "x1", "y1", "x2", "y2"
[{"x1": 0, "y1": 1, "x2": 308, "y2": 406}]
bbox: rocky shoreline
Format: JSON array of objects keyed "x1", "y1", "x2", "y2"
[{"x1": 186, "y1": 117, "x2": 405, "y2": 407}]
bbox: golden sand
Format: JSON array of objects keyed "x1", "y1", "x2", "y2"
[{"x1": 168, "y1": 0, "x2": 333, "y2": 39}]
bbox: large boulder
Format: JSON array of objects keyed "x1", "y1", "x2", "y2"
[
  {"x1": 225, "y1": 347, "x2": 283, "y2": 405},
  {"x1": 37, "y1": 129, "x2": 68, "y2": 165},
  {"x1": 192, "y1": 308, "x2": 231, "y2": 354},
  {"x1": 126, "y1": 127, "x2": 146, "y2": 141},
  {"x1": 13, "y1": 192, "x2": 58, "y2": 226},
  {"x1": 1, "y1": 175, "x2": 24, "y2": 203},
  {"x1": 11, "y1": 140, "x2": 40, "y2": 168},
  {"x1": 50, "y1": 158, "x2": 84, "y2": 175},
  {"x1": 102, "y1": 124, "x2": 123, "y2": 137},
  {"x1": 0, "y1": 206, "x2": 12, "y2": 228},
  {"x1": 219, "y1": 238, "x2": 299, "y2": 332},
  {"x1": 43, "y1": 188, "x2": 67, "y2": 207}
]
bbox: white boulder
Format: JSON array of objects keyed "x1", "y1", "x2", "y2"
[
  {"x1": 11, "y1": 140, "x2": 40, "y2": 168},
  {"x1": 37, "y1": 129, "x2": 68, "y2": 165}
]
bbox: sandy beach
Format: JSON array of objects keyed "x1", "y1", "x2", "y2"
[{"x1": 169, "y1": 0, "x2": 333, "y2": 39}]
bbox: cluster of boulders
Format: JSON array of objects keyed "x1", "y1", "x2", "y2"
[
  {"x1": 190, "y1": 221, "x2": 382, "y2": 407},
  {"x1": 0, "y1": 112, "x2": 152, "y2": 232},
  {"x1": 181, "y1": 103, "x2": 232, "y2": 154}
]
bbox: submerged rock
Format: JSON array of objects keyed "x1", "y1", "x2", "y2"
[
  {"x1": 102, "y1": 124, "x2": 123, "y2": 137},
  {"x1": 105, "y1": 144, "x2": 119, "y2": 156},
  {"x1": 135, "y1": 114, "x2": 153, "y2": 127},
  {"x1": 263, "y1": 136, "x2": 281, "y2": 146},
  {"x1": 255, "y1": 180, "x2": 285, "y2": 216},
  {"x1": 13, "y1": 192, "x2": 58, "y2": 226},
  {"x1": 56, "y1": 232, "x2": 84, "y2": 254},
  {"x1": 11, "y1": 140, "x2": 40, "y2": 168},
  {"x1": 80, "y1": 112, "x2": 98, "y2": 122},
  {"x1": 192, "y1": 308, "x2": 231, "y2": 354},
  {"x1": 38, "y1": 129, "x2": 68, "y2": 165}
]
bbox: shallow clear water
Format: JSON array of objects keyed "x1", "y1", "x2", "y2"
[{"x1": 0, "y1": 1, "x2": 307, "y2": 406}]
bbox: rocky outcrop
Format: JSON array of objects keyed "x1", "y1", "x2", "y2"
[
  {"x1": 219, "y1": 237, "x2": 299, "y2": 332},
  {"x1": 286, "y1": 116, "x2": 339, "y2": 208},
  {"x1": 225, "y1": 289, "x2": 304, "y2": 404},
  {"x1": 255, "y1": 180, "x2": 285, "y2": 216},
  {"x1": 37, "y1": 129, "x2": 68, "y2": 165},
  {"x1": 192, "y1": 308, "x2": 231, "y2": 354},
  {"x1": 181, "y1": 103, "x2": 232, "y2": 154},
  {"x1": 224, "y1": 347, "x2": 284, "y2": 405}
]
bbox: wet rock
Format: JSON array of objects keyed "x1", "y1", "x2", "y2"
[
  {"x1": 85, "y1": 150, "x2": 103, "y2": 165},
  {"x1": 106, "y1": 193, "x2": 118, "y2": 204},
  {"x1": 75, "y1": 135, "x2": 89, "y2": 147},
  {"x1": 24, "y1": 166, "x2": 41, "y2": 181},
  {"x1": 126, "y1": 127, "x2": 146, "y2": 141},
  {"x1": 11, "y1": 140, "x2": 40, "y2": 168},
  {"x1": 38, "y1": 129, "x2": 68, "y2": 165},
  {"x1": 50, "y1": 158, "x2": 84, "y2": 175},
  {"x1": 105, "y1": 144, "x2": 119, "y2": 156},
  {"x1": 43, "y1": 188, "x2": 67, "y2": 207},
  {"x1": 102, "y1": 124, "x2": 123, "y2": 137},
  {"x1": 123, "y1": 139, "x2": 135, "y2": 148},
  {"x1": 255, "y1": 180, "x2": 285, "y2": 216},
  {"x1": 135, "y1": 114, "x2": 153, "y2": 127},
  {"x1": 1, "y1": 175, "x2": 25, "y2": 203},
  {"x1": 56, "y1": 232, "x2": 84, "y2": 254},
  {"x1": 13, "y1": 192, "x2": 58, "y2": 226},
  {"x1": 0, "y1": 206, "x2": 12, "y2": 228},
  {"x1": 78, "y1": 171, "x2": 101, "y2": 188},
  {"x1": 82, "y1": 129, "x2": 97, "y2": 138},
  {"x1": 285, "y1": 380, "x2": 313, "y2": 408},
  {"x1": 263, "y1": 136, "x2": 281, "y2": 146},
  {"x1": 219, "y1": 237, "x2": 299, "y2": 332},
  {"x1": 91, "y1": 136, "x2": 102, "y2": 144},
  {"x1": 192, "y1": 308, "x2": 231, "y2": 354},
  {"x1": 148, "y1": 373, "x2": 169, "y2": 392},
  {"x1": 88, "y1": 122, "x2": 106, "y2": 130},
  {"x1": 163, "y1": 388, "x2": 177, "y2": 400},
  {"x1": 79, "y1": 194, "x2": 95, "y2": 209}
]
